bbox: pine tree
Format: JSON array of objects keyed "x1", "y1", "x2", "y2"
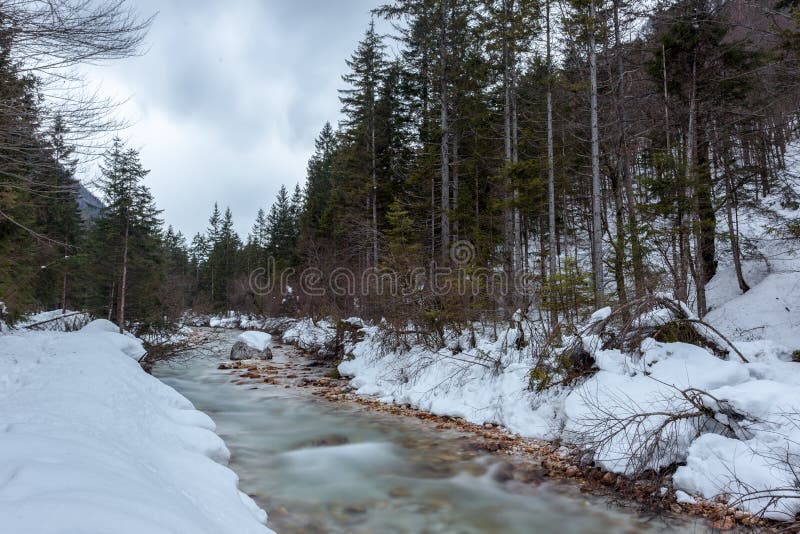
[
  {"x1": 340, "y1": 20, "x2": 387, "y2": 267},
  {"x1": 88, "y1": 138, "x2": 162, "y2": 331},
  {"x1": 266, "y1": 186, "x2": 298, "y2": 271}
]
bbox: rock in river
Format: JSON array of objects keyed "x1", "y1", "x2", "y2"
[{"x1": 230, "y1": 341, "x2": 273, "y2": 361}]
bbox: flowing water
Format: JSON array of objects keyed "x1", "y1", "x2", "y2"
[{"x1": 154, "y1": 331, "x2": 710, "y2": 534}]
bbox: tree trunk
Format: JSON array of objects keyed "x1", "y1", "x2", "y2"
[
  {"x1": 371, "y1": 89, "x2": 379, "y2": 267},
  {"x1": 721, "y1": 143, "x2": 749, "y2": 293},
  {"x1": 546, "y1": 0, "x2": 557, "y2": 326},
  {"x1": 512, "y1": 53, "x2": 522, "y2": 275},
  {"x1": 503, "y1": 0, "x2": 514, "y2": 277},
  {"x1": 118, "y1": 220, "x2": 129, "y2": 334},
  {"x1": 613, "y1": 0, "x2": 644, "y2": 297},
  {"x1": 453, "y1": 128, "x2": 460, "y2": 240},
  {"x1": 589, "y1": 0, "x2": 604, "y2": 308},
  {"x1": 439, "y1": 0, "x2": 450, "y2": 261},
  {"x1": 696, "y1": 123, "x2": 716, "y2": 315},
  {"x1": 611, "y1": 170, "x2": 628, "y2": 304},
  {"x1": 61, "y1": 244, "x2": 68, "y2": 313}
]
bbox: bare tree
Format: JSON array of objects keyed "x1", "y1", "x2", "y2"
[{"x1": 0, "y1": 0, "x2": 153, "y2": 253}]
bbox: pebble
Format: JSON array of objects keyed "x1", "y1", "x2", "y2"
[
  {"x1": 602, "y1": 472, "x2": 617, "y2": 485},
  {"x1": 565, "y1": 465, "x2": 579, "y2": 477},
  {"x1": 711, "y1": 517, "x2": 735, "y2": 530}
]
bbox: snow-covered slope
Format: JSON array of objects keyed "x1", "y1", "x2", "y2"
[
  {"x1": 0, "y1": 320, "x2": 273, "y2": 534},
  {"x1": 705, "y1": 190, "x2": 800, "y2": 350}
]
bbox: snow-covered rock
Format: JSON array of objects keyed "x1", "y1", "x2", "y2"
[
  {"x1": 230, "y1": 341, "x2": 272, "y2": 361},
  {"x1": 237, "y1": 331, "x2": 272, "y2": 352},
  {"x1": 0, "y1": 327, "x2": 273, "y2": 534}
]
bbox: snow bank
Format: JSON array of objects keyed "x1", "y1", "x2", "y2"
[
  {"x1": 237, "y1": 331, "x2": 272, "y2": 351},
  {"x1": 281, "y1": 318, "x2": 335, "y2": 352},
  {"x1": 17, "y1": 309, "x2": 91, "y2": 331},
  {"x1": 338, "y1": 325, "x2": 800, "y2": 520},
  {"x1": 339, "y1": 326, "x2": 565, "y2": 440},
  {"x1": 0, "y1": 327, "x2": 273, "y2": 534}
]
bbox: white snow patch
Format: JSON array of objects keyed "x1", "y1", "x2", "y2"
[{"x1": 0, "y1": 328, "x2": 273, "y2": 534}]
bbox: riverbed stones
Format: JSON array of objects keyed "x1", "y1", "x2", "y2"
[
  {"x1": 230, "y1": 341, "x2": 273, "y2": 361},
  {"x1": 491, "y1": 461, "x2": 515, "y2": 482}
]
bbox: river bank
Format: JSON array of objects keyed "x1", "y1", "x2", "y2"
[{"x1": 214, "y1": 334, "x2": 761, "y2": 532}]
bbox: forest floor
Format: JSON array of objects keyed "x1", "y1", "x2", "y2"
[{"x1": 218, "y1": 343, "x2": 779, "y2": 533}]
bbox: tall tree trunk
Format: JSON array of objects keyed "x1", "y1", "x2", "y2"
[
  {"x1": 611, "y1": 171, "x2": 628, "y2": 304},
  {"x1": 118, "y1": 220, "x2": 129, "y2": 334},
  {"x1": 546, "y1": 0, "x2": 558, "y2": 325},
  {"x1": 371, "y1": 91, "x2": 379, "y2": 267},
  {"x1": 685, "y1": 53, "x2": 707, "y2": 317},
  {"x1": 439, "y1": 0, "x2": 450, "y2": 261},
  {"x1": 589, "y1": 0, "x2": 604, "y2": 307},
  {"x1": 503, "y1": 0, "x2": 514, "y2": 276},
  {"x1": 695, "y1": 122, "x2": 715, "y2": 318},
  {"x1": 664, "y1": 43, "x2": 688, "y2": 303},
  {"x1": 61, "y1": 243, "x2": 68, "y2": 313},
  {"x1": 453, "y1": 128, "x2": 460, "y2": 240},
  {"x1": 613, "y1": 0, "x2": 644, "y2": 297},
  {"x1": 720, "y1": 142, "x2": 749, "y2": 293},
  {"x1": 512, "y1": 56, "x2": 522, "y2": 275}
]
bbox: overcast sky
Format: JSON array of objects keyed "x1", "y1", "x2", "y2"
[{"x1": 84, "y1": 0, "x2": 382, "y2": 239}]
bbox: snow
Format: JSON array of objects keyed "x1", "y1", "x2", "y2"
[
  {"x1": 674, "y1": 433, "x2": 800, "y2": 521},
  {"x1": 237, "y1": 331, "x2": 272, "y2": 351},
  {"x1": 339, "y1": 326, "x2": 566, "y2": 440},
  {"x1": 336, "y1": 323, "x2": 800, "y2": 520},
  {"x1": 281, "y1": 318, "x2": 335, "y2": 353},
  {"x1": 80, "y1": 319, "x2": 148, "y2": 361},
  {"x1": 17, "y1": 309, "x2": 91, "y2": 331},
  {"x1": 0, "y1": 326, "x2": 273, "y2": 534},
  {"x1": 704, "y1": 189, "x2": 800, "y2": 351},
  {"x1": 707, "y1": 272, "x2": 800, "y2": 350}
]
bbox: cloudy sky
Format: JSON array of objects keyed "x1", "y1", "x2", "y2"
[{"x1": 84, "y1": 0, "x2": 383, "y2": 238}]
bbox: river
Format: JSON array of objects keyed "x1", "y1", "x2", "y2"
[{"x1": 154, "y1": 330, "x2": 710, "y2": 534}]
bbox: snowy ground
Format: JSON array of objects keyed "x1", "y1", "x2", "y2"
[
  {"x1": 333, "y1": 321, "x2": 800, "y2": 520},
  {"x1": 0, "y1": 319, "x2": 273, "y2": 534}
]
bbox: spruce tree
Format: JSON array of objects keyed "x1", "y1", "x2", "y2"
[{"x1": 87, "y1": 138, "x2": 162, "y2": 331}]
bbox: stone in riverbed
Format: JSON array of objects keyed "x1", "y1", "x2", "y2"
[
  {"x1": 230, "y1": 341, "x2": 273, "y2": 361},
  {"x1": 491, "y1": 461, "x2": 515, "y2": 482}
]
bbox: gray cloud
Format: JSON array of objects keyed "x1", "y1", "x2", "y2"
[{"x1": 84, "y1": 0, "x2": 378, "y2": 238}]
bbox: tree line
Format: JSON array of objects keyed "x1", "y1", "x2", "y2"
[
  {"x1": 180, "y1": 0, "x2": 798, "y2": 334},
  {"x1": 4, "y1": 0, "x2": 800, "y2": 339},
  {"x1": 130, "y1": 0, "x2": 800, "y2": 334}
]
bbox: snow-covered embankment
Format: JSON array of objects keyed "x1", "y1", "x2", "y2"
[{"x1": 0, "y1": 319, "x2": 273, "y2": 534}]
